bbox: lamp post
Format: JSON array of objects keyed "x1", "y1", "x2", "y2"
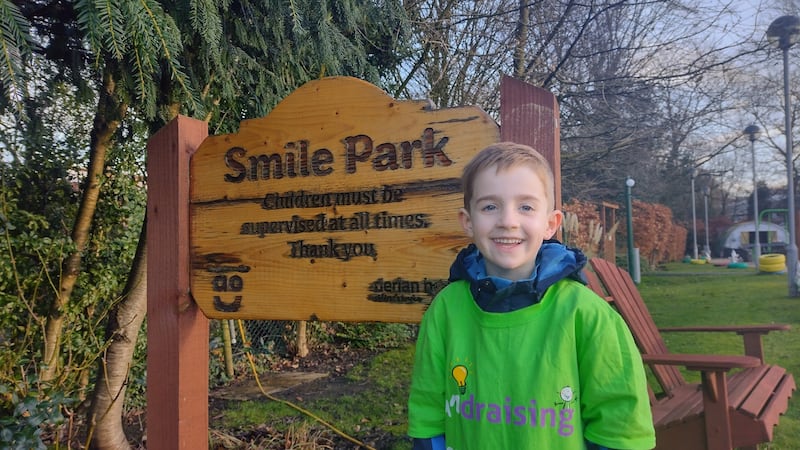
[
  {"x1": 745, "y1": 124, "x2": 762, "y2": 269},
  {"x1": 625, "y1": 177, "x2": 636, "y2": 278},
  {"x1": 691, "y1": 170, "x2": 699, "y2": 259},
  {"x1": 703, "y1": 186, "x2": 711, "y2": 259},
  {"x1": 767, "y1": 15, "x2": 800, "y2": 296}
]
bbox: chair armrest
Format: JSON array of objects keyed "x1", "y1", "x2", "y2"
[
  {"x1": 642, "y1": 353, "x2": 761, "y2": 404},
  {"x1": 642, "y1": 353, "x2": 761, "y2": 372},
  {"x1": 658, "y1": 324, "x2": 790, "y2": 334},
  {"x1": 656, "y1": 325, "x2": 790, "y2": 362}
]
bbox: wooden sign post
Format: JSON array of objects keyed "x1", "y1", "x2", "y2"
[
  {"x1": 190, "y1": 77, "x2": 499, "y2": 321},
  {"x1": 147, "y1": 116, "x2": 210, "y2": 450}
]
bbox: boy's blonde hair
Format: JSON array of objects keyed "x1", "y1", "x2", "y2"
[{"x1": 461, "y1": 142, "x2": 555, "y2": 211}]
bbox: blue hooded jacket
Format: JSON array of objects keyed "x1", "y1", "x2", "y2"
[{"x1": 448, "y1": 239, "x2": 588, "y2": 313}]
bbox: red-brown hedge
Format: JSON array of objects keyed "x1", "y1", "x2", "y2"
[{"x1": 561, "y1": 199, "x2": 687, "y2": 268}]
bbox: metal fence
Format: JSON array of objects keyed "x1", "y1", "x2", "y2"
[{"x1": 232, "y1": 320, "x2": 294, "y2": 353}]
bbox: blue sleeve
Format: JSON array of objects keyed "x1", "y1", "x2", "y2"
[
  {"x1": 586, "y1": 440, "x2": 611, "y2": 450},
  {"x1": 412, "y1": 435, "x2": 445, "y2": 450}
]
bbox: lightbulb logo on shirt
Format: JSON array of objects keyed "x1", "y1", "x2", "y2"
[
  {"x1": 452, "y1": 365, "x2": 468, "y2": 394},
  {"x1": 449, "y1": 357, "x2": 473, "y2": 394}
]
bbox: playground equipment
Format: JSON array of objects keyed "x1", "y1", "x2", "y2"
[{"x1": 760, "y1": 254, "x2": 787, "y2": 273}]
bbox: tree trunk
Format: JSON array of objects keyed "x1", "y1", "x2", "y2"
[
  {"x1": 512, "y1": 0, "x2": 528, "y2": 78},
  {"x1": 87, "y1": 100, "x2": 185, "y2": 448},
  {"x1": 222, "y1": 320, "x2": 235, "y2": 378},
  {"x1": 297, "y1": 320, "x2": 309, "y2": 358},
  {"x1": 41, "y1": 69, "x2": 127, "y2": 381},
  {"x1": 88, "y1": 223, "x2": 147, "y2": 450}
]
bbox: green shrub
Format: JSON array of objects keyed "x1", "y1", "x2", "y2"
[
  {"x1": 0, "y1": 381, "x2": 69, "y2": 450},
  {"x1": 318, "y1": 322, "x2": 415, "y2": 349}
]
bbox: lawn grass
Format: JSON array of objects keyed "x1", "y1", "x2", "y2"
[
  {"x1": 217, "y1": 262, "x2": 799, "y2": 449},
  {"x1": 217, "y1": 345, "x2": 416, "y2": 449}
]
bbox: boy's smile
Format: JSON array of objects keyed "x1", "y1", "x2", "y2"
[{"x1": 459, "y1": 164, "x2": 562, "y2": 281}]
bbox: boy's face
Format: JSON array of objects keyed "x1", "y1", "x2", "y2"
[{"x1": 459, "y1": 163, "x2": 562, "y2": 281}]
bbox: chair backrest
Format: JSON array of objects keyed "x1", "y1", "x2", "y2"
[
  {"x1": 587, "y1": 257, "x2": 686, "y2": 396},
  {"x1": 582, "y1": 268, "x2": 607, "y2": 300}
]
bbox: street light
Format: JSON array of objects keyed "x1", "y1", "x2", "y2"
[
  {"x1": 625, "y1": 177, "x2": 636, "y2": 278},
  {"x1": 767, "y1": 15, "x2": 800, "y2": 296},
  {"x1": 703, "y1": 186, "x2": 711, "y2": 259},
  {"x1": 745, "y1": 124, "x2": 762, "y2": 269},
  {"x1": 691, "y1": 170, "x2": 699, "y2": 259}
]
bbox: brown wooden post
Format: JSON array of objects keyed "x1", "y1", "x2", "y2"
[
  {"x1": 147, "y1": 115, "x2": 210, "y2": 449},
  {"x1": 601, "y1": 202, "x2": 619, "y2": 262},
  {"x1": 701, "y1": 371, "x2": 733, "y2": 450},
  {"x1": 500, "y1": 75, "x2": 561, "y2": 210}
]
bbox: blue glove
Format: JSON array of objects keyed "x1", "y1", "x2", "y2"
[{"x1": 412, "y1": 435, "x2": 445, "y2": 450}]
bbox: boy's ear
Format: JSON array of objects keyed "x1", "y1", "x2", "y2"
[
  {"x1": 458, "y1": 207, "x2": 474, "y2": 237},
  {"x1": 546, "y1": 209, "x2": 564, "y2": 239}
]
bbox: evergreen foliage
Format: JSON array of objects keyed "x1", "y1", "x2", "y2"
[
  {"x1": 0, "y1": 0, "x2": 32, "y2": 120},
  {"x1": 0, "y1": 1, "x2": 411, "y2": 445}
]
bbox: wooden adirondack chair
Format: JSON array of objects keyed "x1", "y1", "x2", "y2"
[{"x1": 586, "y1": 257, "x2": 795, "y2": 450}]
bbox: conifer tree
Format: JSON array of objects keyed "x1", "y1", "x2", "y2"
[{"x1": 0, "y1": 1, "x2": 408, "y2": 447}]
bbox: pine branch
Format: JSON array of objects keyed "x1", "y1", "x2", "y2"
[{"x1": 0, "y1": 0, "x2": 32, "y2": 119}]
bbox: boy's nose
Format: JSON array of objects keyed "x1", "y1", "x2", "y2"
[{"x1": 497, "y1": 208, "x2": 519, "y2": 228}]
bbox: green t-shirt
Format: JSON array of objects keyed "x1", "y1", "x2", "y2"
[{"x1": 408, "y1": 279, "x2": 655, "y2": 450}]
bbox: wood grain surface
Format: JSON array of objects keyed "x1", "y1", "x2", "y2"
[{"x1": 190, "y1": 77, "x2": 499, "y2": 321}]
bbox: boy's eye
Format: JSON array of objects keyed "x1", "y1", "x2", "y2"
[
  {"x1": 480, "y1": 203, "x2": 497, "y2": 212},
  {"x1": 520, "y1": 204, "x2": 534, "y2": 212}
]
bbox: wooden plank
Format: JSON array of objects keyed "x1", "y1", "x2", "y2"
[
  {"x1": 655, "y1": 419, "x2": 707, "y2": 450},
  {"x1": 742, "y1": 332, "x2": 765, "y2": 362},
  {"x1": 654, "y1": 385, "x2": 704, "y2": 426},
  {"x1": 610, "y1": 266, "x2": 668, "y2": 354},
  {"x1": 739, "y1": 366, "x2": 786, "y2": 417},
  {"x1": 590, "y1": 258, "x2": 685, "y2": 391},
  {"x1": 591, "y1": 259, "x2": 658, "y2": 349},
  {"x1": 659, "y1": 325, "x2": 790, "y2": 364},
  {"x1": 759, "y1": 375, "x2": 796, "y2": 428},
  {"x1": 597, "y1": 259, "x2": 685, "y2": 384},
  {"x1": 582, "y1": 269, "x2": 607, "y2": 300},
  {"x1": 500, "y1": 75, "x2": 561, "y2": 209},
  {"x1": 727, "y1": 366, "x2": 769, "y2": 408},
  {"x1": 147, "y1": 115, "x2": 210, "y2": 450},
  {"x1": 729, "y1": 368, "x2": 796, "y2": 447},
  {"x1": 702, "y1": 371, "x2": 733, "y2": 450}
]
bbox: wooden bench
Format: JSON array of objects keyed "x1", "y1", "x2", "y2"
[{"x1": 586, "y1": 257, "x2": 795, "y2": 450}]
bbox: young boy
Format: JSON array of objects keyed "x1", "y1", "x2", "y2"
[{"x1": 407, "y1": 142, "x2": 655, "y2": 450}]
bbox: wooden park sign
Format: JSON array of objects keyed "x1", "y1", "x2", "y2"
[
  {"x1": 148, "y1": 75, "x2": 558, "y2": 449},
  {"x1": 190, "y1": 76, "x2": 499, "y2": 322}
]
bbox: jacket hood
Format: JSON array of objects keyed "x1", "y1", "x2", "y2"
[{"x1": 448, "y1": 240, "x2": 587, "y2": 313}]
